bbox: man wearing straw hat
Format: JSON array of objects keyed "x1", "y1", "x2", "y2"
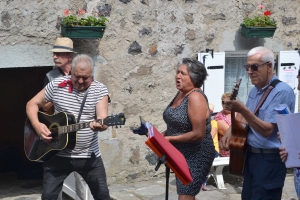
[
  {"x1": 43, "y1": 37, "x2": 89, "y2": 200},
  {"x1": 44, "y1": 37, "x2": 75, "y2": 89}
]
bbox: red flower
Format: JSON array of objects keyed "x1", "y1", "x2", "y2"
[
  {"x1": 77, "y1": 9, "x2": 86, "y2": 15},
  {"x1": 63, "y1": 9, "x2": 70, "y2": 16},
  {"x1": 264, "y1": 11, "x2": 271, "y2": 16}
]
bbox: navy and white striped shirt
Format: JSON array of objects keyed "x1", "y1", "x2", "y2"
[{"x1": 45, "y1": 75, "x2": 109, "y2": 158}]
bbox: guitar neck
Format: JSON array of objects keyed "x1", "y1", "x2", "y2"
[
  {"x1": 231, "y1": 111, "x2": 235, "y2": 120},
  {"x1": 57, "y1": 119, "x2": 105, "y2": 135}
]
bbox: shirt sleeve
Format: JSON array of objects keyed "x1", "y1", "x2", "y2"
[
  {"x1": 93, "y1": 82, "x2": 109, "y2": 104},
  {"x1": 262, "y1": 89, "x2": 295, "y2": 124},
  {"x1": 44, "y1": 80, "x2": 55, "y2": 103}
]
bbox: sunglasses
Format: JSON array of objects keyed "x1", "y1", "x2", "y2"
[{"x1": 244, "y1": 61, "x2": 270, "y2": 71}]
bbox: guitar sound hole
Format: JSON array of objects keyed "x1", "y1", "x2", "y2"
[{"x1": 49, "y1": 126, "x2": 59, "y2": 139}]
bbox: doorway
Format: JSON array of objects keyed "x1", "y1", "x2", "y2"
[{"x1": 0, "y1": 66, "x2": 52, "y2": 179}]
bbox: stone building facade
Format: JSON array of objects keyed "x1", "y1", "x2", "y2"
[{"x1": 0, "y1": 0, "x2": 299, "y2": 184}]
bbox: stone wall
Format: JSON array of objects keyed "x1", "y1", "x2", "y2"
[{"x1": 1, "y1": 0, "x2": 299, "y2": 184}]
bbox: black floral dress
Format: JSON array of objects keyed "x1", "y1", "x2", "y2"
[{"x1": 163, "y1": 90, "x2": 215, "y2": 195}]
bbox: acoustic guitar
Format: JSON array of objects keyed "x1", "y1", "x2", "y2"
[
  {"x1": 228, "y1": 78, "x2": 248, "y2": 176},
  {"x1": 24, "y1": 111, "x2": 126, "y2": 162}
]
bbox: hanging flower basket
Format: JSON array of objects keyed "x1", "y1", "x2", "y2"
[
  {"x1": 60, "y1": 8, "x2": 108, "y2": 39},
  {"x1": 240, "y1": 4, "x2": 277, "y2": 38},
  {"x1": 240, "y1": 24, "x2": 276, "y2": 38},
  {"x1": 60, "y1": 23, "x2": 106, "y2": 39}
]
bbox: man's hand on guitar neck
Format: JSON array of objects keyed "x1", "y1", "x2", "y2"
[
  {"x1": 33, "y1": 122, "x2": 53, "y2": 143},
  {"x1": 90, "y1": 121, "x2": 108, "y2": 132},
  {"x1": 222, "y1": 99, "x2": 245, "y2": 113},
  {"x1": 220, "y1": 126, "x2": 232, "y2": 150}
]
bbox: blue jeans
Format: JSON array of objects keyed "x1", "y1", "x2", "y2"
[
  {"x1": 42, "y1": 153, "x2": 110, "y2": 200},
  {"x1": 294, "y1": 168, "x2": 300, "y2": 198},
  {"x1": 242, "y1": 150, "x2": 286, "y2": 200}
]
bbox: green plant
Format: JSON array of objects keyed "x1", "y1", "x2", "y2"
[
  {"x1": 242, "y1": 4, "x2": 276, "y2": 27},
  {"x1": 62, "y1": 8, "x2": 109, "y2": 26}
]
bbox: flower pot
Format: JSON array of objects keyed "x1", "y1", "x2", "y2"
[
  {"x1": 60, "y1": 23, "x2": 106, "y2": 39},
  {"x1": 240, "y1": 24, "x2": 276, "y2": 38}
]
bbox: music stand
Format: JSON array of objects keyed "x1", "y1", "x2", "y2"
[{"x1": 132, "y1": 117, "x2": 193, "y2": 200}]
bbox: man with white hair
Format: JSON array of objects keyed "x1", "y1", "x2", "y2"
[
  {"x1": 221, "y1": 46, "x2": 295, "y2": 199},
  {"x1": 42, "y1": 37, "x2": 88, "y2": 200},
  {"x1": 27, "y1": 54, "x2": 110, "y2": 200}
]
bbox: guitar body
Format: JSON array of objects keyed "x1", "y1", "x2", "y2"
[
  {"x1": 226, "y1": 78, "x2": 248, "y2": 176},
  {"x1": 229, "y1": 113, "x2": 247, "y2": 176},
  {"x1": 24, "y1": 112, "x2": 77, "y2": 162}
]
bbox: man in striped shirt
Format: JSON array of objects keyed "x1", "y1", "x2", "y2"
[
  {"x1": 42, "y1": 37, "x2": 89, "y2": 200},
  {"x1": 26, "y1": 54, "x2": 110, "y2": 200}
]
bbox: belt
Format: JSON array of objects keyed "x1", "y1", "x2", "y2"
[{"x1": 248, "y1": 146, "x2": 279, "y2": 154}]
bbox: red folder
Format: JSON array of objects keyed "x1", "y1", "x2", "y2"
[{"x1": 145, "y1": 124, "x2": 193, "y2": 185}]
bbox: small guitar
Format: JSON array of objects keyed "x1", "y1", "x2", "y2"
[
  {"x1": 228, "y1": 78, "x2": 248, "y2": 176},
  {"x1": 24, "y1": 111, "x2": 126, "y2": 162}
]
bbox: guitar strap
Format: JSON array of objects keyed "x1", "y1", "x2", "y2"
[
  {"x1": 77, "y1": 87, "x2": 90, "y2": 123},
  {"x1": 253, "y1": 79, "x2": 281, "y2": 115}
]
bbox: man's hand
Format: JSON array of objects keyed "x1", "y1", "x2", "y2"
[
  {"x1": 90, "y1": 121, "x2": 108, "y2": 132},
  {"x1": 279, "y1": 147, "x2": 288, "y2": 162},
  {"x1": 223, "y1": 99, "x2": 245, "y2": 113},
  {"x1": 220, "y1": 126, "x2": 232, "y2": 150},
  {"x1": 33, "y1": 122, "x2": 52, "y2": 143},
  {"x1": 277, "y1": 132, "x2": 281, "y2": 143}
]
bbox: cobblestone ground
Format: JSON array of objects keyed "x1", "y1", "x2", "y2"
[{"x1": 0, "y1": 168, "x2": 298, "y2": 200}]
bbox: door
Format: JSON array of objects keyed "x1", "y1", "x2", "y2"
[
  {"x1": 198, "y1": 52, "x2": 225, "y2": 113},
  {"x1": 278, "y1": 50, "x2": 300, "y2": 112}
]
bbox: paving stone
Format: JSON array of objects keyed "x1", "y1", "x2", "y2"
[{"x1": 0, "y1": 170, "x2": 298, "y2": 200}]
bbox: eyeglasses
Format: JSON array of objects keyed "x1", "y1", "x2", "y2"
[
  {"x1": 73, "y1": 74, "x2": 90, "y2": 81},
  {"x1": 244, "y1": 62, "x2": 270, "y2": 71}
]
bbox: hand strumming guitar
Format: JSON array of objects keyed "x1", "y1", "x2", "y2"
[{"x1": 33, "y1": 122, "x2": 53, "y2": 143}]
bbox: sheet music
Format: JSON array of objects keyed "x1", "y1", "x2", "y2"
[
  {"x1": 276, "y1": 113, "x2": 300, "y2": 168},
  {"x1": 145, "y1": 122, "x2": 154, "y2": 138}
]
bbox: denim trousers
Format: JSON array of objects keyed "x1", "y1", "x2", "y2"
[{"x1": 42, "y1": 153, "x2": 110, "y2": 200}]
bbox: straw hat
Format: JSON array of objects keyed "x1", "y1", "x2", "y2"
[{"x1": 50, "y1": 37, "x2": 76, "y2": 53}]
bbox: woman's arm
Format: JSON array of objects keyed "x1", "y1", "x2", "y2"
[
  {"x1": 217, "y1": 120, "x2": 230, "y2": 136},
  {"x1": 165, "y1": 92, "x2": 209, "y2": 143}
]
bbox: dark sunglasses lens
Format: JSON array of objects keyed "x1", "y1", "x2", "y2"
[{"x1": 244, "y1": 64, "x2": 258, "y2": 71}]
